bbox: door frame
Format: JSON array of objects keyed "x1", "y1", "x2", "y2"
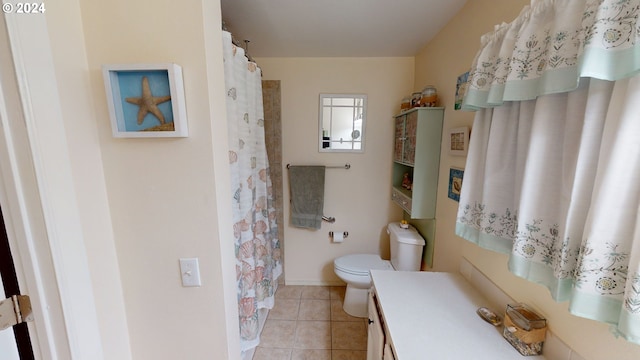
[
  {"x1": 1, "y1": 8, "x2": 103, "y2": 360},
  {"x1": 0, "y1": 203, "x2": 34, "y2": 359}
]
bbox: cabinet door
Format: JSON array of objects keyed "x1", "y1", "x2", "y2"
[
  {"x1": 393, "y1": 116, "x2": 405, "y2": 163},
  {"x1": 402, "y1": 111, "x2": 418, "y2": 165},
  {"x1": 367, "y1": 292, "x2": 384, "y2": 360}
]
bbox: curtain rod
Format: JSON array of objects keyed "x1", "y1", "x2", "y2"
[
  {"x1": 286, "y1": 163, "x2": 351, "y2": 170},
  {"x1": 222, "y1": 22, "x2": 255, "y2": 63}
]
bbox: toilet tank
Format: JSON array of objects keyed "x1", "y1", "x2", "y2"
[{"x1": 387, "y1": 222, "x2": 425, "y2": 271}]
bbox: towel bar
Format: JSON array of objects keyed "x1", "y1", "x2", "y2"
[{"x1": 286, "y1": 163, "x2": 350, "y2": 170}]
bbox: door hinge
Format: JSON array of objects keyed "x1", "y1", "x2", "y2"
[{"x1": 0, "y1": 295, "x2": 33, "y2": 331}]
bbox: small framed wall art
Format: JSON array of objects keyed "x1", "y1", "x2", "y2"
[
  {"x1": 448, "y1": 126, "x2": 469, "y2": 156},
  {"x1": 102, "y1": 63, "x2": 188, "y2": 138},
  {"x1": 448, "y1": 167, "x2": 464, "y2": 202},
  {"x1": 454, "y1": 71, "x2": 469, "y2": 110}
]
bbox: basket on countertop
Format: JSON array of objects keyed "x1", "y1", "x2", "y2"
[{"x1": 502, "y1": 303, "x2": 547, "y2": 356}]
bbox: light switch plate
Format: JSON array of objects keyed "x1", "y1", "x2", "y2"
[{"x1": 179, "y1": 258, "x2": 201, "y2": 287}]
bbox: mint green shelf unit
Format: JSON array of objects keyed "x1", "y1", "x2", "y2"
[{"x1": 391, "y1": 107, "x2": 444, "y2": 219}]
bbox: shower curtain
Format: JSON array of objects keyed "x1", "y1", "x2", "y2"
[
  {"x1": 456, "y1": 0, "x2": 640, "y2": 344},
  {"x1": 222, "y1": 30, "x2": 283, "y2": 353}
]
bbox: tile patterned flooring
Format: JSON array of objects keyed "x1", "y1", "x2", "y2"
[{"x1": 253, "y1": 285, "x2": 368, "y2": 360}]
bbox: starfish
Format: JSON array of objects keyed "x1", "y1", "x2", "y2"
[{"x1": 125, "y1": 76, "x2": 172, "y2": 125}]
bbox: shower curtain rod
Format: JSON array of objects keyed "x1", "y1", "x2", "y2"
[
  {"x1": 222, "y1": 21, "x2": 255, "y2": 63},
  {"x1": 286, "y1": 163, "x2": 351, "y2": 170}
]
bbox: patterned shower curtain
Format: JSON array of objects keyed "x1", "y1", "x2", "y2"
[
  {"x1": 222, "y1": 30, "x2": 282, "y2": 352},
  {"x1": 456, "y1": 0, "x2": 640, "y2": 344}
]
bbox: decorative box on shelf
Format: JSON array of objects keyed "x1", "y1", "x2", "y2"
[{"x1": 502, "y1": 303, "x2": 547, "y2": 356}]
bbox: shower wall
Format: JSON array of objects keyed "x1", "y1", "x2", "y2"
[{"x1": 262, "y1": 80, "x2": 284, "y2": 282}]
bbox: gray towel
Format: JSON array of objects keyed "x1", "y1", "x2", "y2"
[{"x1": 289, "y1": 166, "x2": 325, "y2": 229}]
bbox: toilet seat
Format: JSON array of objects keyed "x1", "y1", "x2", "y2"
[{"x1": 334, "y1": 254, "x2": 393, "y2": 276}]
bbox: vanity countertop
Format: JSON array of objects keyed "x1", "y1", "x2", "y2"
[{"x1": 370, "y1": 270, "x2": 546, "y2": 359}]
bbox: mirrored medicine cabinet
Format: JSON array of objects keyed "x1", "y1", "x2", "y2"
[{"x1": 318, "y1": 94, "x2": 367, "y2": 152}]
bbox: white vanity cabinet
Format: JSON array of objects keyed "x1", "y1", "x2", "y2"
[
  {"x1": 391, "y1": 108, "x2": 443, "y2": 219},
  {"x1": 367, "y1": 290, "x2": 395, "y2": 360},
  {"x1": 368, "y1": 270, "x2": 546, "y2": 359}
]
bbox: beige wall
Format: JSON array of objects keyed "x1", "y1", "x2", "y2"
[
  {"x1": 256, "y1": 57, "x2": 412, "y2": 284},
  {"x1": 415, "y1": 0, "x2": 530, "y2": 274},
  {"x1": 45, "y1": 0, "x2": 130, "y2": 357},
  {"x1": 62, "y1": 0, "x2": 240, "y2": 358},
  {"x1": 416, "y1": 0, "x2": 640, "y2": 359}
]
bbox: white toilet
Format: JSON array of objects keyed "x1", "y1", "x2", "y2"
[{"x1": 333, "y1": 222, "x2": 425, "y2": 317}]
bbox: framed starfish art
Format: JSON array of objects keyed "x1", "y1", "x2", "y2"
[{"x1": 102, "y1": 63, "x2": 188, "y2": 137}]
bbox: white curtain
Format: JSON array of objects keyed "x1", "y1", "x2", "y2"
[
  {"x1": 222, "y1": 31, "x2": 283, "y2": 352},
  {"x1": 456, "y1": 0, "x2": 640, "y2": 344}
]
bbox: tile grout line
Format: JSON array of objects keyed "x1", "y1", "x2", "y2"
[{"x1": 255, "y1": 286, "x2": 367, "y2": 359}]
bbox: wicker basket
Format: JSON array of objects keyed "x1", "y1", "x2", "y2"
[{"x1": 502, "y1": 304, "x2": 546, "y2": 356}]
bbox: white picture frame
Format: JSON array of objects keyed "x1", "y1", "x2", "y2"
[
  {"x1": 449, "y1": 126, "x2": 469, "y2": 156},
  {"x1": 102, "y1": 63, "x2": 188, "y2": 138}
]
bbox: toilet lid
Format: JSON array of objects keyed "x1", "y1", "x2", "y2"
[{"x1": 334, "y1": 254, "x2": 393, "y2": 276}]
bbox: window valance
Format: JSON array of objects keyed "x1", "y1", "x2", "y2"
[{"x1": 463, "y1": 0, "x2": 640, "y2": 110}]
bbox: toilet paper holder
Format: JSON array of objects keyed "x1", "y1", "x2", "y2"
[
  {"x1": 329, "y1": 231, "x2": 348, "y2": 239},
  {"x1": 322, "y1": 215, "x2": 336, "y2": 223}
]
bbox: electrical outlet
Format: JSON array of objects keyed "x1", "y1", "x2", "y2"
[{"x1": 179, "y1": 258, "x2": 201, "y2": 287}]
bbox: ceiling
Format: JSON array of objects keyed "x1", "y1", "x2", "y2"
[{"x1": 220, "y1": 0, "x2": 468, "y2": 58}]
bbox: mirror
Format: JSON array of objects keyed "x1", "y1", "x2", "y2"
[{"x1": 319, "y1": 94, "x2": 367, "y2": 152}]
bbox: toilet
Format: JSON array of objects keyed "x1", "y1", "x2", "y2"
[{"x1": 333, "y1": 222, "x2": 425, "y2": 317}]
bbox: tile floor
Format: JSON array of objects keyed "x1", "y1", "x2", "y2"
[{"x1": 253, "y1": 285, "x2": 368, "y2": 360}]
